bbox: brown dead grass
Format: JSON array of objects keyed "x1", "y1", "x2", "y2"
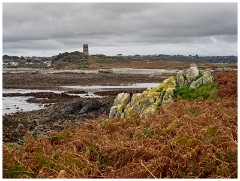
[
  {"x1": 214, "y1": 71, "x2": 237, "y2": 98},
  {"x1": 88, "y1": 60, "x2": 194, "y2": 69},
  {"x1": 2, "y1": 71, "x2": 237, "y2": 178},
  {"x1": 88, "y1": 59, "x2": 237, "y2": 70}
]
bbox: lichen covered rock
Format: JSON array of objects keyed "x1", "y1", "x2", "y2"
[
  {"x1": 189, "y1": 69, "x2": 214, "y2": 89},
  {"x1": 113, "y1": 92, "x2": 130, "y2": 106},
  {"x1": 185, "y1": 63, "x2": 199, "y2": 83},
  {"x1": 109, "y1": 76, "x2": 177, "y2": 118},
  {"x1": 109, "y1": 65, "x2": 214, "y2": 118},
  {"x1": 162, "y1": 85, "x2": 175, "y2": 105},
  {"x1": 109, "y1": 93, "x2": 130, "y2": 118},
  {"x1": 202, "y1": 70, "x2": 214, "y2": 84},
  {"x1": 176, "y1": 70, "x2": 187, "y2": 88},
  {"x1": 142, "y1": 104, "x2": 158, "y2": 114},
  {"x1": 176, "y1": 63, "x2": 200, "y2": 88},
  {"x1": 189, "y1": 77, "x2": 203, "y2": 89}
]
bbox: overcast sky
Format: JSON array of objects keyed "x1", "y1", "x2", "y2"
[{"x1": 3, "y1": 3, "x2": 238, "y2": 57}]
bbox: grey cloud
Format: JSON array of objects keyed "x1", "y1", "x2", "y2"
[{"x1": 2, "y1": 3, "x2": 237, "y2": 56}]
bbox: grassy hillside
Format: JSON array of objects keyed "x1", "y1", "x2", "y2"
[
  {"x1": 90, "y1": 54, "x2": 130, "y2": 64},
  {"x1": 52, "y1": 51, "x2": 88, "y2": 69},
  {"x1": 3, "y1": 71, "x2": 237, "y2": 178}
]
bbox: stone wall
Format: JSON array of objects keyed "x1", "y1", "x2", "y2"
[{"x1": 109, "y1": 64, "x2": 214, "y2": 118}]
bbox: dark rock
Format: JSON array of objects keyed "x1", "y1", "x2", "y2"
[
  {"x1": 79, "y1": 101, "x2": 102, "y2": 114},
  {"x1": 48, "y1": 98, "x2": 112, "y2": 120}
]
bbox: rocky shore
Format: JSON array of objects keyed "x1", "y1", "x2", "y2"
[
  {"x1": 3, "y1": 70, "x2": 167, "y2": 90},
  {"x1": 3, "y1": 97, "x2": 114, "y2": 144},
  {"x1": 3, "y1": 70, "x2": 168, "y2": 144},
  {"x1": 2, "y1": 67, "x2": 236, "y2": 144}
]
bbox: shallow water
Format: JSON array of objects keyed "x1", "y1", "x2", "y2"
[
  {"x1": 2, "y1": 88, "x2": 64, "y2": 94},
  {"x1": 2, "y1": 89, "x2": 102, "y2": 98},
  {"x1": 2, "y1": 96, "x2": 44, "y2": 115},
  {"x1": 3, "y1": 83, "x2": 160, "y2": 115},
  {"x1": 111, "y1": 68, "x2": 178, "y2": 75},
  {"x1": 46, "y1": 68, "x2": 178, "y2": 75},
  {"x1": 61, "y1": 82, "x2": 160, "y2": 91},
  {"x1": 2, "y1": 89, "x2": 102, "y2": 115}
]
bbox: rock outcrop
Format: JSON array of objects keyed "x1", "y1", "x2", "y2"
[
  {"x1": 189, "y1": 69, "x2": 214, "y2": 89},
  {"x1": 176, "y1": 63, "x2": 200, "y2": 88},
  {"x1": 177, "y1": 64, "x2": 214, "y2": 89},
  {"x1": 109, "y1": 64, "x2": 214, "y2": 118},
  {"x1": 109, "y1": 76, "x2": 176, "y2": 118}
]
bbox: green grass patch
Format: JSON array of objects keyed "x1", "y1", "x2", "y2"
[
  {"x1": 174, "y1": 83, "x2": 218, "y2": 100},
  {"x1": 91, "y1": 55, "x2": 130, "y2": 64}
]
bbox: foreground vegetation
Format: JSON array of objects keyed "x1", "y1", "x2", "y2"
[{"x1": 2, "y1": 71, "x2": 237, "y2": 178}]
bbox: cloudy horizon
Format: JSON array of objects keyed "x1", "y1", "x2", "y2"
[{"x1": 3, "y1": 3, "x2": 238, "y2": 57}]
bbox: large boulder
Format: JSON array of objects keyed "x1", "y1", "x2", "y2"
[
  {"x1": 131, "y1": 93, "x2": 144, "y2": 113},
  {"x1": 131, "y1": 91, "x2": 156, "y2": 114},
  {"x1": 185, "y1": 64, "x2": 199, "y2": 83},
  {"x1": 109, "y1": 76, "x2": 177, "y2": 118},
  {"x1": 162, "y1": 85, "x2": 175, "y2": 105},
  {"x1": 176, "y1": 70, "x2": 187, "y2": 88},
  {"x1": 109, "y1": 93, "x2": 130, "y2": 118},
  {"x1": 189, "y1": 69, "x2": 214, "y2": 89},
  {"x1": 123, "y1": 103, "x2": 133, "y2": 118},
  {"x1": 142, "y1": 104, "x2": 158, "y2": 114},
  {"x1": 202, "y1": 70, "x2": 214, "y2": 84},
  {"x1": 154, "y1": 76, "x2": 176, "y2": 106},
  {"x1": 176, "y1": 64, "x2": 200, "y2": 88},
  {"x1": 189, "y1": 77, "x2": 203, "y2": 89},
  {"x1": 113, "y1": 92, "x2": 130, "y2": 106},
  {"x1": 109, "y1": 105, "x2": 122, "y2": 118}
]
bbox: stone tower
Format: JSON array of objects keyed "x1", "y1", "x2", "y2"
[{"x1": 83, "y1": 44, "x2": 89, "y2": 56}]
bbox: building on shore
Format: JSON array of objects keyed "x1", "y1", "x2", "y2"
[{"x1": 83, "y1": 44, "x2": 89, "y2": 56}]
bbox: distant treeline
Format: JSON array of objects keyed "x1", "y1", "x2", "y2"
[
  {"x1": 126, "y1": 54, "x2": 238, "y2": 64},
  {"x1": 3, "y1": 53, "x2": 238, "y2": 64},
  {"x1": 3, "y1": 55, "x2": 25, "y2": 60}
]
